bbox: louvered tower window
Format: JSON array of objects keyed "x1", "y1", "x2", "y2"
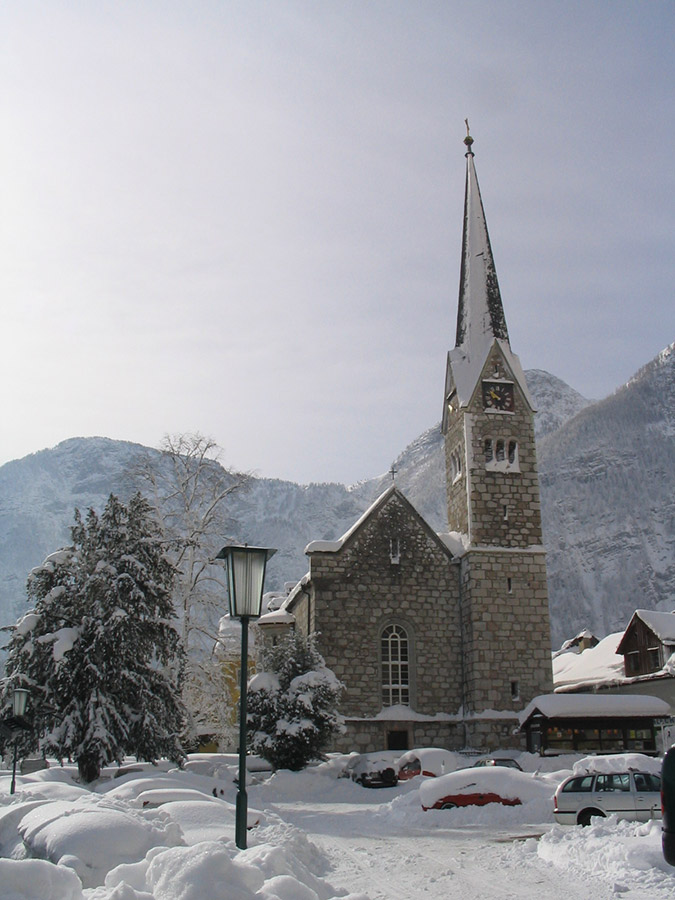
[{"x1": 381, "y1": 624, "x2": 410, "y2": 706}]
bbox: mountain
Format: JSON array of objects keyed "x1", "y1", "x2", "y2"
[
  {"x1": 537, "y1": 344, "x2": 675, "y2": 644},
  {"x1": 1, "y1": 350, "x2": 672, "y2": 650}
]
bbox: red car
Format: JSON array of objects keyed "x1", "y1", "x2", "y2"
[
  {"x1": 425, "y1": 789, "x2": 521, "y2": 810},
  {"x1": 419, "y1": 767, "x2": 547, "y2": 811}
]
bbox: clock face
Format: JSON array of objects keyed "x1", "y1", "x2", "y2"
[{"x1": 482, "y1": 381, "x2": 514, "y2": 411}]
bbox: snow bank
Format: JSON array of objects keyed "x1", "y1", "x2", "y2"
[
  {"x1": 17, "y1": 795, "x2": 183, "y2": 887},
  {"x1": 0, "y1": 763, "x2": 370, "y2": 900},
  {"x1": 0, "y1": 857, "x2": 84, "y2": 900},
  {"x1": 533, "y1": 817, "x2": 675, "y2": 895}
]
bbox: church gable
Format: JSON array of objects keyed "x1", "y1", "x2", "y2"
[
  {"x1": 293, "y1": 486, "x2": 463, "y2": 730},
  {"x1": 307, "y1": 486, "x2": 454, "y2": 576}
]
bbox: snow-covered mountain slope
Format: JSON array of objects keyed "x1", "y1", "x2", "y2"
[
  {"x1": 537, "y1": 343, "x2": 675, "y2": 645},
  {"x1": 1, "y1": 353, "x2": 672, "y2": 650}
]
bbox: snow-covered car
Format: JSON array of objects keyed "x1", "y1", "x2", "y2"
[
  {"x1": 397, "y1": 748, "x2": 460, "y2": 781},
  {"x1": 472, "y1": 757, "x2": 522, "y2": 771},
  {"x1": 554, "y1": 754, "x2": 662, "y2": 826},
  {"x1": 340, "y1": 752, "x2": 399, "y2": 788},
  {"x1": 419, "y1": 766, "x2": 551, "y2": 811}
]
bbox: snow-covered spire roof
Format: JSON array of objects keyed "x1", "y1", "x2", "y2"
[
  {"x1": 455, "y1": 126, "x2": 509, "y2": 354},
  {"x1": 443, "y1": 128, "x2": 534, "y2": 413}
]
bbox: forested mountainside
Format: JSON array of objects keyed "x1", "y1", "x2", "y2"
[{"x1": 1, "y1": 350, "x2": 672, "y2": 649}]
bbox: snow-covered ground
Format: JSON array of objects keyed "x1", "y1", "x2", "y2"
[{"x1": 1, "y1": 752, "x2": 674, "y2": 899}]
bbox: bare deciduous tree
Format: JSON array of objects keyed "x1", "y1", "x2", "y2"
[{"x1": 133, "y1": 433, "x2": 249, "y2": 747}]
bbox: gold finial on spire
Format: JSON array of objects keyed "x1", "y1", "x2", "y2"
[{"x1": 464, "y1": 119, "x2": 474, "y2": 155}]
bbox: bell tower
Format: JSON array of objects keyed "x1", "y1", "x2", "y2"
[{"x1": 442, "y1": 127, "x2": 552, "y2": 737}]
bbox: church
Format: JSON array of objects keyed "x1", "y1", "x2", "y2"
[{"x1": 259, "y1": 131, "x2": 553, "y2": 753}]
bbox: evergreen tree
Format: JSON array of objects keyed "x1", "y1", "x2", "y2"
[
  {"x1": 1, "y1": 494, "x2": 186, "y2": 782},
  {"x1": 247, "y1": 632, "x2": 343, "y2": 770}
]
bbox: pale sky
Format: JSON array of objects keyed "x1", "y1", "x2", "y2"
[{"x1": 1, "y1": 1, "x2": 673, "y2": 484}]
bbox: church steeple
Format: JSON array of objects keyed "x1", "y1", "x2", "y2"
[
  {"x1": 455, "y1": 124, "x2": 509, "y2": 354},
  {"x1": 442, "y1": 126, "x2": 533, "y2": 420}
]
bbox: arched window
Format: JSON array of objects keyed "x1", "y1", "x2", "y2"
[{"x1": 381, "y1": 624, "x2": 410, "y2": 707}]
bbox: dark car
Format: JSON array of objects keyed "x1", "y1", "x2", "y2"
[
  {"x1": 662, "y1": 747, "x2": 675, "y2": 864},
  {"x1": 341, "y1": 752, "x2": 399, "y2": 788}
]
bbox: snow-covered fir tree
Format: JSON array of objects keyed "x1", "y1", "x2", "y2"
[
  {"x1": 247, "y1": 632, "x2": 344, "y2": 770},
  {"x1": 1, "y1": 493, "x2": 186, "y2": 782}
]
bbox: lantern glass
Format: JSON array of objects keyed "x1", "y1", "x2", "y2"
[
  {"x1": 12, "y1": 687, "x2": 29, "y2": 718},
  {"x1": 218, "y1": 546, "x2": 276, "y2": 619}
]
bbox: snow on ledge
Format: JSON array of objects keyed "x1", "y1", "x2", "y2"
[{"x1": 345, "y1": 705, "x2": 520, "y2": 723}]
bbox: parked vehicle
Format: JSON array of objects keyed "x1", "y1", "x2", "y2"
[
  {"x1": 419, "y1": 766, "x2": 550, "y2": 811},
  {"x1": 472, "y1": 757, "x2": 522, "y2": 771},
  {"x1": 340, "y1": 752, "x2": 399, "y2": 788},
  {"x1": 662, "y1": 747, "x2": 675, "y2": 864},
  {"x1": 554, "y1": 769, "x2": 661, "y2": 826},
  {"x1": 396, "y1": 748, "x2": 459, "y2": 781}
]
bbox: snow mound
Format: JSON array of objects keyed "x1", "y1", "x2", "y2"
[
  {"x1": 572, "y1": 753, "x2": 662, "y2": 776},
  {"x1": 17, "y1": 795, "x2": 183, "y2": 887}
]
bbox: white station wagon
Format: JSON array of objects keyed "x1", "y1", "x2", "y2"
[{"x1": 553, "y1": 770, "x2": 661, "y2": 826}]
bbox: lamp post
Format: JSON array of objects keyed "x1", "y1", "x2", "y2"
[
  {"x1": 10, "y1": 687, "x2": 30, "y2": 795},
  {"x1": 216, "y1": 544, "x2": 275, "y2": 850}
]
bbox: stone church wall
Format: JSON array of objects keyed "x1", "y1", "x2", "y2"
[{"x1": 296, "y1": 492, "x2": 464, "y2": 731}]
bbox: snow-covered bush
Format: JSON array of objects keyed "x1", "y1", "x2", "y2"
[
  {"x1": 1, "y1": 493, "x2": 186, "y2": 782},
  {"x1": 247, "y1": 632, "x2": 343, "y2": 770}
]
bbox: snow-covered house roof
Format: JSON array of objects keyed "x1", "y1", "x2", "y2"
[
  {"x1": 519, "y1": 693, "x2": 671, "y2": 727},
  {"x1": 553, "y1": 632, "x2": 625, "y2": 691},
  {"x1": 256, "y1": 607, "x2": 296, "y2": 627},
  {"x1": 617, "y1": 609, "x2": 675, "y2": 650}
]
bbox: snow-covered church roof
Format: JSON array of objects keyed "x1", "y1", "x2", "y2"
[{"x1": 304, "y1": 484, "x2": 460, "y2": 559}]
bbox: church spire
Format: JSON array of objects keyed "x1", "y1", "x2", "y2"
[{"x1": 454, "y1": 123, "x2": 509, "y2": 353}]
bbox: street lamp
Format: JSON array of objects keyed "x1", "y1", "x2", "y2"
[
  {"x1": 10, "y1": 687, "x2": 30, "y2": 795},
  {"x1": 215, "y1": 544, "x2": 275, "y2": 850}
]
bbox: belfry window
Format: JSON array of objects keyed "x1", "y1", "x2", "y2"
[
  {"x1": 483, "y1": 436, "x2": 520, "y2": 473},
  {"x1": 381, "y1": 624, "x2": 410, "y2": 707},
  {"x1": 450, "y1": 448, "x2": 463, "y2": 483}
]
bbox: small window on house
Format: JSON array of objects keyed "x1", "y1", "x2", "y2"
[
  {"x1": 507, "y1": 577, "x2": 513, "y2": 593},
  {"x1": 510, "y1": 680, "x2": 520, "y2": 700},
  {"x1": 495, "y1": 440, "x2": 505, "y2": 462},
  {"x1": 508, "y1": 440, "x2": 518, "y2": 465},
  {"x1": 503, "y1": 505, "x2": 509, "y2": 521},
  {"x1": 647, "y1": 647, "x2": 661, "y2": 670},
  {"x1": 626, "y1": 651, "x2": 640, "y2": 674},
  {"x1": 484, "y1": 439, "x2": 493, "y2": 463}
]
